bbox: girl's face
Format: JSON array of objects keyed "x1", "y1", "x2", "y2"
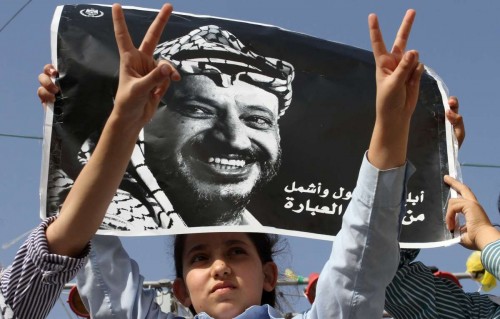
[{"x1": 173, "y1": 233, "x2": 278, "y2": 319}]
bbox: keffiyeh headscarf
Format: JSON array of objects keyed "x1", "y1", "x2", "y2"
[{"x1": 154, "y1": 25, "x2": 295, "y2": 117}]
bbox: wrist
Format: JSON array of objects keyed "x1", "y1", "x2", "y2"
[
  {"x1": 105, "y1": 111, "x2": 145, "y2": 142},
  {"x1": 476, "y1": 226, "x2": 500, "y2": 251},
  {"x1": 368, "y1": 121, "x2": 410, "y2": 169}
]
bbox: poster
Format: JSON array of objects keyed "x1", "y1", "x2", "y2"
[{"x1": 40, "y1": 4, "x2": 459, "y2": 247}]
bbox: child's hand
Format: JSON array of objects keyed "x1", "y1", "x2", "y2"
[
  {"x1": 445, "y1": 175, "x2": 500, "y2": 251},
  {"x1": 37, "y1": 64, "x2": 59, "y2": 108},
  {"x1": 111, "y1": 3, "x2": 180, "y2": 129},
  {"x1": 446, "y1": 96, "x2": 465, "y2": 148},
  {"x1": 369, "y1": 9, "x2": 424, "y2": 122},
  {"x1": 367, "y1": 9, "x2": 425, "y2": 169}
]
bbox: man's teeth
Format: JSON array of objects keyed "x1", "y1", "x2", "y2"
[{"x1": 208, "y1": 157, "x2": 246, "y2": 167}]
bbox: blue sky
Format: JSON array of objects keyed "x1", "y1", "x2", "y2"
[{"x1": 1, "y1": 0, "x2": 500, "y2": 317}]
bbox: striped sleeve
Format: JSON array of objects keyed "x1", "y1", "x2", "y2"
[
  {"x1": 482, "y1": 240, "x2": 500, "y2": 280},
  {"x1": 385, "y1": 249, "x2": 500, "y2": 319},
  {"x1": 0, "y1": 217, "x2": 90, "y2": 319}
]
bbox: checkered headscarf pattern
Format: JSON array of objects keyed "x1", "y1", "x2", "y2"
[{"x1": 154, "y1": 25, "x2": 295, "y2": 117}]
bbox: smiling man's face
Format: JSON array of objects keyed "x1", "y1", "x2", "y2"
[{"x1": 144, "y1": 75, "x2": 281, "y2": 226}]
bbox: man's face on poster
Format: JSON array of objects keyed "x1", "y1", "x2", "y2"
[{"x1": 144, "y1": 74, "x2": 282, "y2": 216}]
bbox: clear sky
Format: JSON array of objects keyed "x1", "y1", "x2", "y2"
[{"x1": 1, "y1": 0, "x2": 500, "y2": 318}]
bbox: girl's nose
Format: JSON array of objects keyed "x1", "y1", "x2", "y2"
[{"x1": 211, "y1": 259, "x2": 232, "y2": 278}]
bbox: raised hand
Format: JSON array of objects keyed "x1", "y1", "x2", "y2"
[
  {"x1": 37, "y1": 64, "x2": 59, "y2": 108},
  {"x1": 367, "y1": 9, "x2": 425, "y2": 170},
  {"x1": 445, "y1": 175, "x2": 500, "y2": 251},
  {"x1": 111, "y1": 3, "x2": 180, "y2": 129},
  {"x1": 369, "y1": 9, "x2": 423, "y2": 117},
  {"x1": 446, "y1": 96, "x2": 465, "y2": 147}
]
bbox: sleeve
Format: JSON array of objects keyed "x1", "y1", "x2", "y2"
[
  {"x1": 304, "y1": 153, "x2": 412, "y2": 319},
  {"x1": 76, "y1": 235, "x2": 176, "y2": 319},
  {"x1": 481, "y1": 239, "x2": 500, "y2": 280},
  {"x1": 385, "y1": 249, "x2": 500, "y2": 319},
  {"x1": 0, "y1": 217, "x2": 90, "y2": 319}
]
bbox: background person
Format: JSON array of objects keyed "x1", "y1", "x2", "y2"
[{"x1": 385, "y1": 176, "x2": 500, "y2": 319}]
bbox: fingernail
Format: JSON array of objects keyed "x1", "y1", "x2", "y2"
[
  {"x1": 172, "y1": 72, "x2": 181, "y2": 81},
  {"x1": 159, "y1": 64, "x2": 170, "y2": 76},
  {"x1": 405, "y1": 51, "x2": 415, "y2": 63}
]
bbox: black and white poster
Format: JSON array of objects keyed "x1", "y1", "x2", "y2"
[{"x1": 40, "y1": 4, "x2": 460, "y2": 247}]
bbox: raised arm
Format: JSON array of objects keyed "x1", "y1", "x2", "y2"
[
  {"x1": 307, "y1": 10, "x2": 424, "y2": 319},
  {"x1": 44, "y1": 3, "x2": 180, "y2": 257}
]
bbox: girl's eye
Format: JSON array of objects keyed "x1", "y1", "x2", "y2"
[
  {"x1": 229, "y1": 247, "x2": 247, "y2": 256},
  {"x1": 190, "y1": 254, "x2": 208, "y2": 264}
]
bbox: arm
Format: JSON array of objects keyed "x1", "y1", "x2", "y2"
[
  {"x1": 482, "y1": 240, "x2": 500, "y2": 282},
  {"x1": 76, "y1": 236, "x2": 176, "y2": 318},
  {"x1": 305, "y1": 9, "x2": 423, "y2": 318},
  {"x1": 305, "y1": 154, "x2": 412, "y2": 318},
  {"x1": 70, "y1": 4, "x2": 181, "y2": 318},
  {"x1": 0, "y1": 217, "x2": 89, "y2": 319}
]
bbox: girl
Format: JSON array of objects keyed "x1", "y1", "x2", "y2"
[{"x1": 40, "y1": 3, "x2": 424, "y2": 318}]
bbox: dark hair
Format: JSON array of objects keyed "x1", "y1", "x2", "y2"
[{"x1": 173, "y1": 232, "x2": 280, "y2": 313}]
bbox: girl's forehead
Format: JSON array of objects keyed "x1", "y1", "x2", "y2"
[{"x1": 183, "y1": 232, "x2": 253, "y2": 251}]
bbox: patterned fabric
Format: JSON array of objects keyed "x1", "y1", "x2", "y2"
[
  {"x1": 130, "y1": 130, "x2": 185, "y2": 230},
  {"x1": 385, "y1": 244, "x2": 500, "y2": 319},
  {"x1": 483, "y1": 239, "x2": 500, "y2": 280},
  {"x1": 154, "y1": 25, "x2": 295, "y2": 117},
  {"x1": 0, "y1": 217, "x2": 89, "y2": 319},
  {"x1": 47, "y1": 134, "x2": 183, "y2": 231}
]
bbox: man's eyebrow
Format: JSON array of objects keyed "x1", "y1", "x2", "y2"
[{"x1": 243, "y1": 105, "x2": 278, "y2": 119}]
